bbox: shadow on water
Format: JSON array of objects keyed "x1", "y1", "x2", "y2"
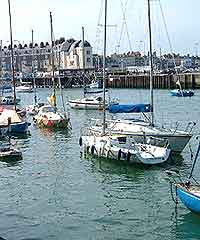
[
  {"x1": 81, "y1": 149, "x2": 184, "y2": 173},
  {"x1": 82, "y1": 152, "x2": 185, "y2": 179}
]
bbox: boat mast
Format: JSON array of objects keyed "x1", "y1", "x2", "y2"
[
  {"x1": 50, "y1": 12, "x2": 56, "y2": 112},
  {"x1": 147, "y1": 0, "x2": 154, "y2": 126},
  {"x1": 8, "y1": 0, "x2": 16, "y2": 111},
  {"x1": 82, "y1": 26, "x2": 86, "y2": 98},
  {"x1": 31, "y1": 29, "x2": 37, "y2": 105},
  {"x1": 102, "y1": 0, "x2": 107, "y2": 134},
  {"x1": 58, "y1": 51, "x2": 67, "y2": 118}
]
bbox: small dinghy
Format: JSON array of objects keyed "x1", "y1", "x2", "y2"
[
  {"x1": 80, "y1": 134, "x2": 171, "y2": 165},
  {"x1": 170, "y1": 89, "x2": 194, "y2": 97},
  {"x1": 0, "y1": 145, "x2": 22, "y2": 160},
  {"x1": 33, "y1": 105, "x2": 69, "y2": 129}
]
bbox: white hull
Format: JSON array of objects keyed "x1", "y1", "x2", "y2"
[
  {"x1": 68, "y1": 100, "x2": 108, "y2": 110},
  {"x1": 89, "y1": 120, "x2": 192, "y2": 153},
  {"x1": 80, "y1": 135, "x2": 171, "y2": 165},
  {"x1": 15, "y1": 86, "x2": 33, "y2": 93}
]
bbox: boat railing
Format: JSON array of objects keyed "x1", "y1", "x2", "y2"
[
  {"x1": 159, "y1": 120, "x2": 195, "y2": 135},
  {"x1": 184, "y1": 121, "x2": 196, "y2": 134}
]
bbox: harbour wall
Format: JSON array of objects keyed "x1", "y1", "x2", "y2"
[{"x1": 23, "y1": 73, "x2": 200, "y2": 89}]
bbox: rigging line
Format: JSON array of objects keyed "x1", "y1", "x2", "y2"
[
  {"x1": 94, "y1": 0, "x2": 104, "y2": 53},
  {"x1": 117, "y1": 0, "x2": 129, "y2": 51},
  {"x1": 120, "y1": 0, "x2": 132, "y2": 51},
  {"x1": 117, "y1": 0, "x2": 132, "y2": 51},
  {"x1": 158, "y1": 0, "x2": 178, "y2": 75}
]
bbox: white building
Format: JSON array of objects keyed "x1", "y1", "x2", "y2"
[{"x1": 59, "y1": 39, "x2": 93, "y2": 70}]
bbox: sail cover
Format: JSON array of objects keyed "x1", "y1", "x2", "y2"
[{"x1": 109, "y1": 103, "x2": 151, "y2": 113}]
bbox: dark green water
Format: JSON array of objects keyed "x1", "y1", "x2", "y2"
[{"x1": 0, "y1": 88, "x2": 200, "y2": 240}]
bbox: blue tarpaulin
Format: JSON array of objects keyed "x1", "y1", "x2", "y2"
[{"x1": 109, "y1": 103, "x2": 151, "y2": 113}]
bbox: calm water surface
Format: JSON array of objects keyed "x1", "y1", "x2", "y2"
[{"x1": 0, "y1": 88, "x2": 200, "y2": 240}]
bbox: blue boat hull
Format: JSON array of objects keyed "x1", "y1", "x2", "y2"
[
  {"x1": 170, "y1": 89, "x2": 194, "y2": 97},
  {"x1": 10, "y1": 122, "x2": 29, "y2": 134},
  {"x1": 177, "y1": 185, "x2": 200, "y2": 214}
]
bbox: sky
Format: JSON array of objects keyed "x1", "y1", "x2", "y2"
[{"x1": 0, "y1": 0, "x2": 200, "y2": 56}]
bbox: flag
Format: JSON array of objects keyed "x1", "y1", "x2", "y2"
[{"x1": 48, "y1": 94, "x2": 56, "y2": 106}]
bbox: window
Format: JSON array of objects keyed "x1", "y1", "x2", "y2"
[
  {"x1": 87, "y1": 58, "x2": 91, "y2": 63},
  {"x1": 86, "y1": 50, "x2": 90, "y2": 55}
]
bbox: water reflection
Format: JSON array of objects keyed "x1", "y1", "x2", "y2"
[{"x1": 174, "y1": 212, "x2": 200, "y2": 240}]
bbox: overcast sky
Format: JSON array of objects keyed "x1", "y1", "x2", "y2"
[{"x1": 0, "y1": 0, "x2": 200, "y2": 56}]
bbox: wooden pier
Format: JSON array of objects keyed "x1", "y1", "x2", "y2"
[
  {"x1": 21, "y1": 72, "x2": 200, "y2": 89},
  {"x1": 106, "y1": 73, "x2": 199, "y2": 89}
]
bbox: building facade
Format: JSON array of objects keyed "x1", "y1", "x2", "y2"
[{"x1": 0, "y1": 38, "x2": 93, "y2": 78}]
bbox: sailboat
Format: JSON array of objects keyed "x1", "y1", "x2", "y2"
[
  {"x1": 166, "y1": 142, "x2": 200, "y2": 214},
  {"x1": 89, "y1": 0, "x2": 193, "y2": 154},
  {"x1": 170, "y1": 79, "x2": 194, "y2": 97},
  {"x1": 33, "y1": 12, "x2": 70, "y2": 129},
  {"x1": 0, "y1": 0, "x2": 29, "y2": 134},
  {"x1": 68, "y1": 27, "x2": 115, "y2": 110},
  {"x1": 80, "y1": 0, "x2": 171, "y2": 165}
]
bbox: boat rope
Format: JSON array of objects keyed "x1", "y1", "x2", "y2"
[
  {"x1": 170, "y1": 182, "x2": 178, "y2": 205},
  {"x1": 189, "y1": 141, "x2": 200, "y2": 179}
]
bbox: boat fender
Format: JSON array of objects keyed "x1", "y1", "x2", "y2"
[
  {"x1": 91, "y1": 145, "x2": 96, "y2": 155},
  {"x1": 79, "y1": 137, "x2": 82, "y2": 146},
  {"x1": 126, "y1": 152, "x2": 131, "y2": 162},
  {"x1": 118, "y1": 149, "x2": 122, "y2": 160}
]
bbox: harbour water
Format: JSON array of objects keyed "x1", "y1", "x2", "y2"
[{"x1": 0, "y1": 88, "x2": 200, "y2": 239}]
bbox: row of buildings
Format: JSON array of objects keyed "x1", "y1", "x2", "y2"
[
  {"x1": 0, "y1": 38, "x2": 93, "y2": 77},
  {"x1": 1, "y1": 37, "x2": 200, "y2": 78}
]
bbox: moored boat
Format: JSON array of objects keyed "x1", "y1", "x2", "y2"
[
  {"x1": 68, "y1": 95, "x2": 108, "y2": 110},
  {"x1": 0, "y1": 144, "x2": 22, "y2": 160},
  {"x1": 33, "y1": 105, "x2": 69, "y2": 128},
  {"x1": 0, "y1": 109, "x2": 29, "y2": 134},
  {"x1": 15, "y1": 85, "x2": 33, "y2": 93},
  {"x1": 167, "y1": 142, "x2": 200, "y2": 214},
  {"x1": 0, "y1": 96, "x2": 20, "y2": 105},
  {"x1": 80, "y1": 133, "x2": 171, "y2": 165},
  {"x1": 170, "y1": 89, "x2": 194, "y2": 97}
]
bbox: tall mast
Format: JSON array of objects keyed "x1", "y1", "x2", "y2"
[
  {"x1": 147, "y1": 0, "x2": 154, "y2": 126},
  {"x1": 50, "y1": 12, "x2": 56, "y2": 111},
  {"x1": 8, "y1": 0, "x2": 16, "y2": 111},
  {"x1": 31, "y1": 29, "x2": 37, "y2": 105},
  {"x1": 102, "y1": 0, "x2": 107, "y2": 134},
  {"x1": 0, "y1": 40, "x2": 2, "y2": 79},
  {"x1": 82, "y1": 26, "x2": 86, "y2": 97}
]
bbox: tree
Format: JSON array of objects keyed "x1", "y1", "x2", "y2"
[{"x1": 29, "y1": 43, "x2": 33, "y2": 48}]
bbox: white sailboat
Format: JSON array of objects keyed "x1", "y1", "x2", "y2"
[
  {"x1": 80, "y1": 134, "x2": 170, "y2": 165},
  {"x1": 88, "y1": 0, "x2": 193, "y2": 153},
  {"x1": 80, "y1": 0, "x2": 171, "y2": 165},
  {"x1": 33, "y1": 12, "x2": 70, "y2": 129}
]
